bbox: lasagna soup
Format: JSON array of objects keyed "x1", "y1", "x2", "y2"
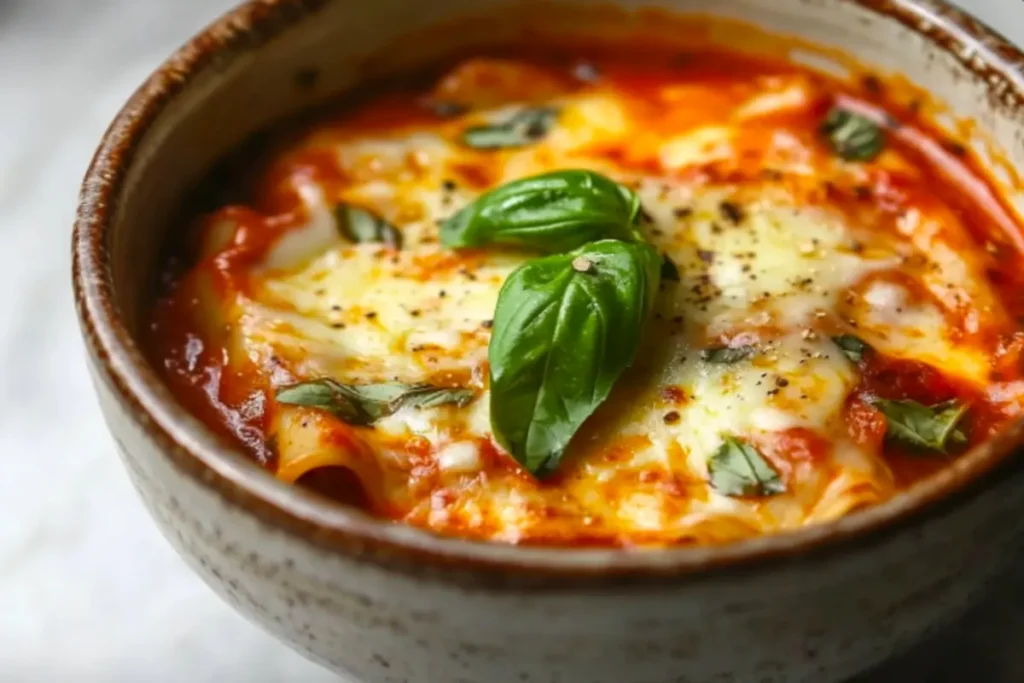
[{"x1": 149, "y1": 46, "x2": 1024, "y2": 547}]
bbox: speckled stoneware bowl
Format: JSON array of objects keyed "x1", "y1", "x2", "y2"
[{"x1": 73, "y1": 1, "x2": 1024, "y2": 681}]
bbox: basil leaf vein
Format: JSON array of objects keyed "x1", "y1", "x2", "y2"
[
  {"x1": 821, "y1": 107, "x2": 885, "y2": 162},
  {"x1": 441, "y1": 170, "x2": 641, "y2": 252},
  {"x1": 488, "y1": 239, "x2": 661, "y2": 475},
  {"x1": 462, "y1": 106, "x2": 559, "y2": 150},
  {"x1": 708, "y1": 437, "x2": 785, "y2": 497},
  {"x1": 276, "y1": 379, "x2": 474, "y2": 426},
  {"x1": 871, "y1": 398, "x2": 968, "y2": 452},
  {"x1": 334, "y1": 204, "x2": 402, "y2": 249}
]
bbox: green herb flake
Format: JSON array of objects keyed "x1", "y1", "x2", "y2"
[
  {"x1": 334, "y1": 204, "x2": 402, "y2": 249},
  {"x1": 821, "y1": 107, "x2": 885, "y2": 162},
  {"x1": 275, "y1": 379, "x2": 363, "y2": 423},
  {"x1": 871, "y1": 398, "x2": 969, "y2": 453},
  {"x1": 276, "y1": 379, "x2": 474, "y2": 426},
  {"x1": 832, "y1": 334, "x2": 870, "y2": 363},
  {"x1": 708, "y1": 437, "x2": 785, "y2": 497},
  {"x1": 461, "y1": 106, "x2": 559, "y2": 150},
  {"x1": 700, "y1": 345, "x2": 757, "y2": 364}
]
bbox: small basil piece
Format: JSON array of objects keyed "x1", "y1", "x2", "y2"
[
  {"x1": 335, "y1": 204, "x2": 402, "y2": 249},
  {"x1": 821, "y1": 107, "x2": 885, "y2": 162},
  {"x1": 489, "y1": 239, "x2": 661, "y2": 476},
  {"x1": 700, "y1": 345, "x2": 756, "y2": 364},
  {"x1": 276, "y1": 379, "x2": 364, "y2": 423},
  {"x1": 462, "y1": 106, "x2": 559, "y2": 150},
  {"x1": 276, "y1": 379, "x2": 474, "y2": 426},
  {"x1": 660, "y1": 254, "x2": 681, "y2": 282},
  {"x1": 441, "y1": 170, "x2": 642, "y2": 253},
  {"x1": 833, "y1": 334, "x2": 870, "y2": 363},
  {"x1": 871, "y1": 398, "x2": 968, "y2": 453},
  {"x1": 708, "y1": 437, "x2": 785, "y2": 497}
]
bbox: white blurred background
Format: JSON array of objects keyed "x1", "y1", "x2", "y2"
[{"x1": 0, "y1": 1, "x2": 1020, "y2": 681}]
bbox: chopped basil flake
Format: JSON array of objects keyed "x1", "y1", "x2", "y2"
[
  {"x1": 832, "y1": 334, "x2": 870, "y2": 363},
  {"x1": 334, "y1": 204, "x2": 402, "y2": 249},
  {"x1": 871, "y1": 398, "x2": 968, "y2": 453},
  {"x1": 708, "y1": 437, "x2": 785, "y2": 497},
  {"x1": 821, "y1": 107, "x2": 885, "y2": 161},
  {"x1": 276, "y1": 379, "x2": 474, "y2": 426},
  {"x1": 461, "y1": 107, "x2": 559, "y2": 150},
  {"x1": 700, "y1": 345, "x2": 756, "y2": 364}
]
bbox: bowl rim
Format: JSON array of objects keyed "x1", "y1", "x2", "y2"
[{"x1": 73, "y1": 0, "x2": 1024, "y2": 587}]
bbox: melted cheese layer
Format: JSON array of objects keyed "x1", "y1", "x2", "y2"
[{"x1": 154, "y1": 54, "x2": 1023, "y2": 547}]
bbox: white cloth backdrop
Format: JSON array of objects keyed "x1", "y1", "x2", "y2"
[{"x1": 0, "y1": 1, "x2": 1020, "y2": 681}]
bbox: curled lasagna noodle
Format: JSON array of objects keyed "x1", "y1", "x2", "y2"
[
  {"x1": 271, "y1": 407, "x2": 374, "y2": 483},
  {"x1": 150, "y1": 52, "x2": 1024, "y2": 547}
]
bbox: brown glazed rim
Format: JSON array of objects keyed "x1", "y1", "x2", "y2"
[{"x1": 74, "y1": 0, "x2": 1024, "y2": 588}]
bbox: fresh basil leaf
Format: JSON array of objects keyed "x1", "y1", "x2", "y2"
[
  {"x1": 821, "y1": 107, "x2": 885, "y2": 161},
  {"x1": 461, "y1": 106, "x2": 559, "y2": 150},
  {"x1": 833, "y1": 334, "x2": 870, "y2": 363},
  {"x1": 441, "y1": 170, "x2": 641, "y2": 252},
  {"x1": 700, "y1": 345, "x2": 756, "y2": 364},
  {"x1": 708, "y1": 437, "x2": 785, "y2": 497},
  {"x1": 334, "y1": 204, "x2": 402, "y2": 249},
  {"x1": 276, "y1": 379, "x2": 474, "y2": 426},
  {"x1": 489, "y1": 239, "x2": 661, "y2": 475},
  {"x1": 660, "y1": 254, "x2": 681, "y2": 282},
  {"x1": 871, "y1": 398, "x2": 969, "y2": 452}
]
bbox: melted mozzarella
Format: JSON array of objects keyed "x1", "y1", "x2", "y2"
[
  {"x1": 242, "y1": 170, "x2": 908, "y2": 535},
  {"x1": 182, "y1": 58, "x2": 1013, "y2": 545},
  {"x1": 676, "y1": 334, "x2": 854, "y2": 470},
  {"x1": 851, "y1": 279, "x2": 991, "y2": 383},
  {"x1": 636, "y1": 183, "x2": 899, "y2": 334},
  {"x1": 253, "y1": 239, "x2": 517, "y2": 383}
]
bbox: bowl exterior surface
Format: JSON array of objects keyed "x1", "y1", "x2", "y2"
[{"x1": 91, "y1": 363, "x2": 1024, "y2": 682}]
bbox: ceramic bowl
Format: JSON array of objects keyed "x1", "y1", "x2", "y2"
[{"x1": 73, "y1": 1, "x2": 1024, "y2": 681}]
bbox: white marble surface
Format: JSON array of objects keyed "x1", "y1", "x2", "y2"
[{"x1": 0, "y1": 1, "x2": 1021, "y2": 681}]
